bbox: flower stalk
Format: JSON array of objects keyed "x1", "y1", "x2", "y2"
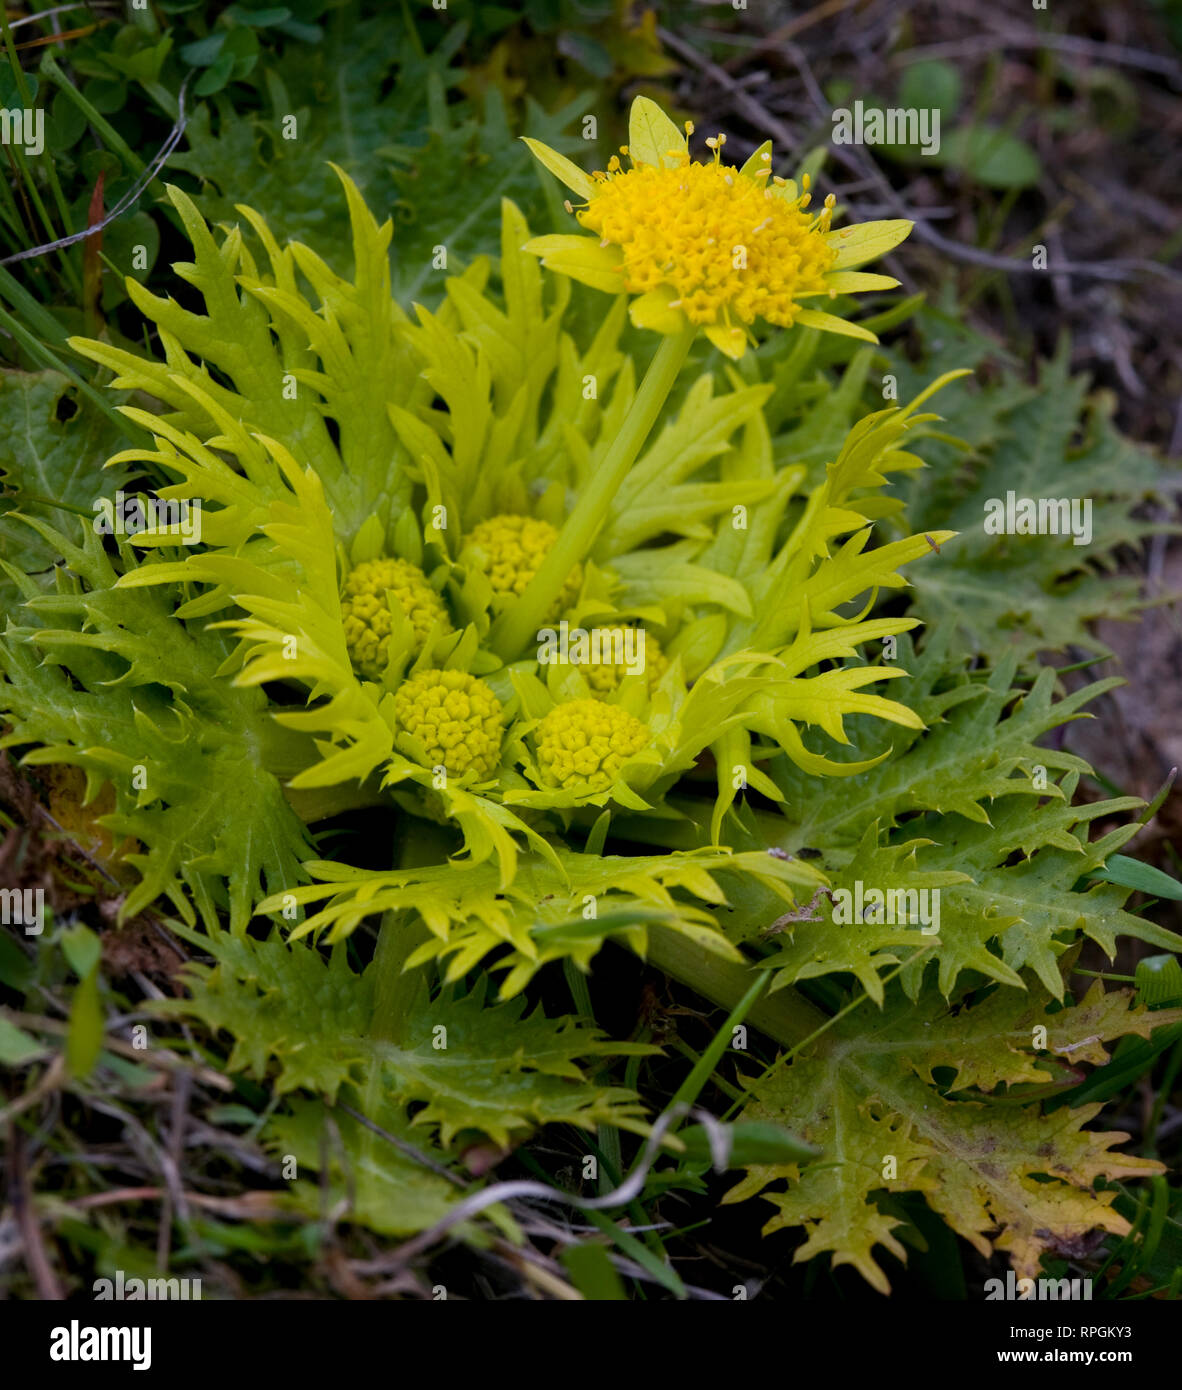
[
  {"x1": 369, "y1": 819, "x2": 456, "y2": 1046},
  {"x1": 644, "y1": 924, "x2": 827, "y2": 1049},
  {"x1": 491, "y1": 322, "x2": 696, "y2": 660}
]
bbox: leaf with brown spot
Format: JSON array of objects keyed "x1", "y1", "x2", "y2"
[
  {"x1": 913, "y1": 979, "x2": 1182, "y2": 1093},
  {"x1": 725, "y1": 975, "x2": 1173, "y2": 1291}
]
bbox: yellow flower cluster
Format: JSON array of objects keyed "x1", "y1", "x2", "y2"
[
  {"x1": 393, "y1": 669, "x2": 503, "y2": 781},
  {"x1": 535, "y1": 699, "x2": 649, "y2": 793},
  {"x1": 341, "y1": 557, "x2": 451, "y2": 679},
  {"x1": 524, "y1": 97, "x2": 911, "y2": 358},
  {"x1": 579, "y1": 157, "x2": 837, "y2": 328},
  {"x1": 583, "y1": 628, "x2": 669, "y2": 695},
  {"x1": 467, "y1": 514, "x2": 582, "y2": 614}
]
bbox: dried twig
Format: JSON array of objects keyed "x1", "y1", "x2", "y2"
[
  {"x1": 0, "y1": 76, "x2": 191, "y2": 269},
  {"x1": 337, "y1": 1102, "x2": 468, "y2": 1187},
  {"x1": 388, "y1": 1103, "x2": 691, "y2": 1267},
  {"x1": 8, "y1": 1124, "x2": 64, "y2": 1298},
  {"x1": 3, "y1": 1009, "x2": 233, "y2": 1090},
  {"x1": 898, "y1": 33, "x2": 1182, "y2": 83}
]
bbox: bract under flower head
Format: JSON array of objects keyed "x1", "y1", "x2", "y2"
[{"x1": 522, "y1": 97, "x2": 913, "y2": 358}]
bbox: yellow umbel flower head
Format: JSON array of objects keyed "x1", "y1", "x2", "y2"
[
  {"x1": 582, "y1": 627, "x2": 669, "y2": 695},
  {"x1": 393, "y1": 669, "x2": 503, "y2": 781},
  {"x1": 581, "y1": 158, "x2": 836, "y2": 328},
  {"x1": 341, "y1": 557, "x2": 451, "y2": 680},
  {"x1": 534, "y1": 699, "x2": 650, "y2": 794},
  {"x1": 523, "y1": 97, "x2": 912, "y2": 359},
  {"x1": 467, "y1": 514, "x2": 582, "y2": 615}
]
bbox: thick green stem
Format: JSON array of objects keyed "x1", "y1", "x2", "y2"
[
  {"x1": 281, "y1": 780, "x2": 387, "y2": 825},
  {"x1": 368, "y1": 819, "x2": 454, "y2": 1046},
  {"x1": 370, "y1": 909, "x2": 429, "y2": 1047},
  {"x1": 359, "y1": 822, "x2": 448, "y2": 1168},
  {"x1": 644, "y1": 925, "x2": 827, "y2": 1049},
  {"x1": 490, "y1": 324, "x2": 696, "y2": 661}
]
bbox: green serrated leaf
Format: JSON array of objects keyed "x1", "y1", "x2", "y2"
[
  {"x1": 0, "y1": 371, "x2": 132, "y2": 572},
  {"x1": 170, "y1": 930, "x2": 653, "y2": 1148},
  {"x1": 891, "y1": 337, "x2": 1171, "y2": 667},
  {"x1": 264, "y1": 1094, "x2": 463, "y2": 1237},
  {"x1": 726, "y1": 977, "x2": 1174, "y2": 1292}
]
